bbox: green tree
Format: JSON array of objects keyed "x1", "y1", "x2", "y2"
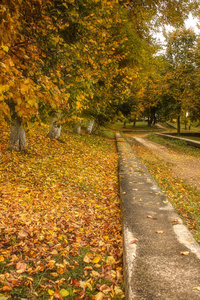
[{"x1": 161, "y1": 27, "x2": 196, "y2": 134}]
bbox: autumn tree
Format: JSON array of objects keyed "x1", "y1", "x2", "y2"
[
  {"x1": 161, "y1": 28, "x2": 196, "y2": 134},
  {"x1": 187, "y1": 36, "x2": 200, "y2": 123},
  {"x1": 0, "y1": 0, "x2": 70, "y2": 149},
  {"x1": 110, "y1": 0, "x2": 193, "y2": 127},
  {"x1": 0, "y1": 0, "x2": 195, "y2": 148}
]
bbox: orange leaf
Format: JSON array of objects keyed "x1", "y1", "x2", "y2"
[
  {"x1": 2, "y1": 286, "x2": 12, "y2": 291},
  {"x1": 71, "y1": 279, "x2": 80, "y2": 287},
  {"x1": 130, "y1": 238, "x2": 138, "y2": 244}
]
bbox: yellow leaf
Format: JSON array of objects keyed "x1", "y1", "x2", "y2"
[
  {"x1": 114, "y1": 286, "x2": 124, "y2": 296},
  {"x1": 1, "y1": 46, "x2": 9, "y2": 52},
  {"x1": 60, "y1": 289, "x2": 69, "y2": 297},
  {"x1": 92, "y1": 256, "x2": 101, "y2": 264},
  {"x1": 106, "y1": 256, "x2": 116, "y2": 264},
  {"x1": 86, "y1": 282, "x2": 93, "y2": 291},
  {"x1": 21, "y1": 84, "x2": 29, "y2": 93},
  {"x1": 0, "y1": 256, "x2": 4, "y2": 262},
  {"x1": 0, "y1": 294, "x2": 9, "y2": 300},
  {"x1": 193, "y1": 287, "x2": 200, "y2": 291},
  {"x1": 16, "y1": 98, "x2": 22, "y2": 105},
  {"x1": 48, "y1": 289, "x2": 54, "y2": 296},
  {"x1": 50, "y1": 273, "x2": 59, "y2": 277}
]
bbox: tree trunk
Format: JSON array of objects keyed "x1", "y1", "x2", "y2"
[
  {"x1": 184, "y1": 114, "x2": 187, "y2": 130},
  {"x1": 9, "y1": 118, "x2": 26, "y2": 151},
  {"x1": 74, "y1": 120, "x2": 82, "y2": 134},
  {"x1": 86, "y1": 119, "x2": 95, "y2": 134},
  {"x1": 177, "y1": 115, "x2": 181, "y2": 136},
  {"x1": 148, "y1": 116, "x2": 152, "y2": 126},
  {"x1": 47, "y1": 113, "x2": 62, "y2": 139}
]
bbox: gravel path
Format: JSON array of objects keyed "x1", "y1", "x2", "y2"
[{"x1": 127, "y1": 134, "x2": 200, "y2": 190}]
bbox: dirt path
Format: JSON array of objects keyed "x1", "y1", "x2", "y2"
[{"x1": 127, "y1": 134, "x2": 200, "y2": 190}]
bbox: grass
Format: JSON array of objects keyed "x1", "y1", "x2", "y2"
[
  {"x1": 108, "y1": 120, "x2": 161, "y2": 132},
  {"x1": 129, "y1": 136, "x2": 200, "y2": 243},
  {"x1": 181, "y1": 136, "x2": 200, "y2": 142},
  {"x1": 0, "y1": 124, "x2": 124, "y2": 300},
  {"x1": 148, "y1": 133, "x2": 200, "y2": 156},
  {"x1": 165, "y1": 121, "x2": 200, "y2": 132}
]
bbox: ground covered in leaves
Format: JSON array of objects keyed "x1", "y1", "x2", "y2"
[{"x1": 0, "y1": 125, "x2": 124, "y2": 300}]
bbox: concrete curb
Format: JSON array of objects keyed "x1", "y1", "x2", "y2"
[{"x1": 116, "y1": 133, "x2": 136, "y2": 299}]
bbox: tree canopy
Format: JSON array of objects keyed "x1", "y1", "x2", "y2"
[{"x1": 0, "y1": 0, "x2": 198, "y2": 138}]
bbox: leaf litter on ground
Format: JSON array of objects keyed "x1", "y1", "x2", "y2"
[{"x1": 0, "y1": 125, "x2": 124, "y2": 299}]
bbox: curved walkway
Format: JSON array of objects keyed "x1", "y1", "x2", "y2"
[
  {"x1": 131, "y1": 134, "x2": 200, "y2": 190},
  {"x1": 116, "y1": 133, "x2": 200, "y2": 300}
]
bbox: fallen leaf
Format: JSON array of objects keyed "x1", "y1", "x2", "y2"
[
  {"x1": 84, "y1": 266, "x2": 93, "y2": 271},
  {"x1": 147, "y1": 215, "x2": 157, "y2": 220},
  {"x1": 71, "y1": 278, "x2": 80, "y2": 287},
  {"x1": 91, "y1": 270, "x2": 100, "y2": 278},
  {"x1": 0, "y1": 295, "x2": 9, "y2": 300},
  {"x1": 180, "y1": 251, "x2": 190, "y2": 256},
  {"x1": 156, "y1": 231, "x2": 164, "y2": 234},
  {"x1": 100, "y1": 284, "x2": 111, "y2": 294},
  {"x1": 54, "y1": 291, "x2": 63, "y2": 299},
  {"x1": 16, "y1": 262, "x2": 27, "y2": 271},
  {"x1": 172, "y1": 219, "x2": 179, "y2": 225},
  {"x1": 2, "y1": 286, "x2": 12, "y2": 292},
  {"x1": 50, "y1": 273, "x2": 59, "y2": 278},
  {"x1": 83, "y1": 253, "x2": 92, "y2": 263},
  {"x1": 114, "y1": 286, "x2": 124, "y2": 296},
  {"x1": 193, "y1": 287, "x2": 200, "y2": 291},
  {"x1": 60, "y1": 289, "x2": 69, "y2": 297},
  {"x1": 86, "y1": 282, "x2": 93, "y2": 291},
  {"x1": 106, "y1": 256, "x2": 116, "y2": 264},
  {"x1": 130, "y1": 238, "x2": 138, "y2": 244},
  {"x1": 48, "y1": 289, "x2": 54, "y2": 296},
  {"x1": 18, "y1": 230, "x2": 28, "y2": 239},
  {"x1": 95, "y1": 292, "x2": 105, "y2": 300},
  {"x1": 92, "y1": 256, "x2": 101, "y2": 264}
]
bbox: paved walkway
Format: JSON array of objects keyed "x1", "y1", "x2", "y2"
[{"x1": 116, "y1": 133, "x2": 200, "y2": 300}]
